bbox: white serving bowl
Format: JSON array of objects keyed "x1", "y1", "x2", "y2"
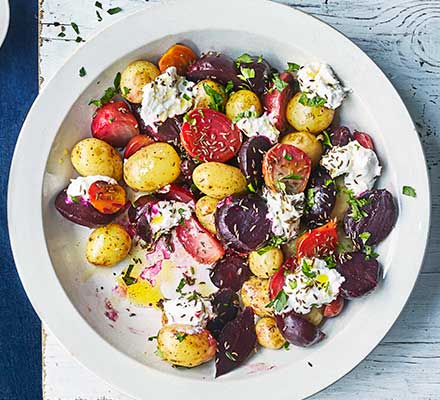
[
  {"x1": 0, "y1": 0, "x2": 9, "y2": 47},
  {"x1": 8, "y1": 1, "x2": 430, "y2": 399}
]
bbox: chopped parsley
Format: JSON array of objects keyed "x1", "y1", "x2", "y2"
[
  {"x1": 88, "y1": 72, "x2": 121, "y2": 107},
  {"x1": 79, "y1": 67, "x2": 86, "y2": 77},
  {"x1": 122, "y1": 265, "x2": 137, "y2": 286},
  {"x1": 323, "y1": 254, "x2": 337, "y2": 269},
  {"x1": 364, "y1": 244, "x2": 379, "y2": 260},
  {"x1": 71, "y1": 22, "x2": 80, "y2": 35},
  {"x1": 203, "y1": 83, "x2": 224, "y2": 112},
  {"x1": 281, "y1": 173, "x2": 302, "y2": 180},
  {"x1": 122, "y1": 86, "x2": 131, "y2": 96},
  {"x1": 96, "y1": 11, "x2": 103, "y2": 21},
  {"x1": 107, "y1": 7, "x2": 122, "y2": 15},
  {"x1": 247, "y1": 182, "x2": 256, "y2": 193},
  {"x1": 276, "y1": 180, "x2": 286, "y2": 191},
  {"x1": 301, "y1": 259, "x2": 316, "y2": 279},
  {"x1": 285, "y1": 62, "x2": 301, "y2": 72},
  {"x1": 299, "y1": 92, "x2": 327, "y2": 107},
  {"x1": 402, "y1": 185, "x2": 416, "y2": 198},
  {"x1": 257, "y1": 55, "x2": 263, "y2": 63},
  {"x1": 359, "y1": 231, "x2": 371, "y2": 244},
  {"x1": 70, "y1": 196, "x2": 80, "y2": 203},
  {"x1": 235, "y1": 53, "x2": 253, "y2": 65},
  {"x1": 182, "y1": 93, "x2": 191, "y2": 101},
  {"x1": 269, "y1": 73, "x2": 288, "y2": 93},
  {"x1": 75, "y1": 36, "x2": 85, "y2": 43},
  {"x1": 224, "y1": 80, "x2": 234, "y2": 95},
  {"x1": 288, "y1": 279, "x2": 297, "y2": 290},
  {"x1": 238, "y1": 66, "x2": 255, "y2": 81},
  {"x1": 148, "y1": 335, "x2": 158, "y2": 341},
  {"x1": 232, "y1": 109, "x2": 258, "y2": 123},
  {"x1": 95, "y1": 1, "x2": 103, "y2": 8},
  {"x1": 283, "y1": 342, "x2": 290, "y2": 350},
  {"x1": 305, "y1": 188, "x2": 315, "y2": 210},
  {"x1": 324, "y1": 178, "x2": 334, "y2": 187},
  {"x1": 284, "y1": 153, "x2": 293, "y2": 161},
  {"x1": 57, "y1": 32, "x2": 66, "y2": 38},
  {"x1": 183, "y1": 113, "x2": 196, "y2": 126},
  {"x1": 321, "y1": 130, "x2": 332, "y2": 147},
  {"x1": 256, "y1": 235, "x2": 287, "y2": 255},
  {"x1": 345, "y1": 189, "x2": 370, "y2": 222},
  {"x1": 176, "y1": 278, "x2": 186, "y2": 294},
  {"x1": 175, "y1": 332, "x2": 188, "y2": 342},
  {"x1": 266, "y1": 289, "x2": 288, "y2": 313}
]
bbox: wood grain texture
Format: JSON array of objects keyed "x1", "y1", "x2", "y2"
[{"x1": 39, "y1": 0, "x2": 440, "y2": 399}]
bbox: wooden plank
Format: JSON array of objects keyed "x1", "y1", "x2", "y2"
[{"x1": 39, "y1": 0, "x2": 440, "y2": 399}]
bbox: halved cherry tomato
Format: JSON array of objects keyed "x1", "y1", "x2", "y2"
[
  {"x1": 158, "y1": 44, "x2": 197, "y2": 75},
  {"x1": 263, "y1": 143, "x2": 311, "y2": 193},
  {"x1": 296, "y1": 220, "x2": 338, "y2": 260},
  {"x1": 324, "y1": 296, "x2": 345, "y2": 318},
  {"x1": 175, "y1": 216, "x2": 225, "y2": 264},
  {"x1": 123, "y1": 135, "x2": 155, "y2": 159},
  {"x1": 353, "y1": 131, "x2": 374, "y2": 150},
  {"x1": 269, "y1": 258, "x2": 296, "y2": 299},
  {"x1": 88, "y1": 181, "x2": 127, "y2": 215},
  {"x1": 181, "y1": 108, "x2": 242, "y2": 162}
]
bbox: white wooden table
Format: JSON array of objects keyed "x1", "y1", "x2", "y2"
[{"x1": 39, "y1": 1, "x2": 440, "y2": 399}]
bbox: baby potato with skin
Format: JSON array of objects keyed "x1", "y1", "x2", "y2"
[
  {"x1": 124, "y1": 143, "x2": 181, "y2": 192},
  {"x1": 71, "y1": 138, "x2": 123, "y2": 180},
  {"x1": 195, "y1": 196, "x2": 219, "y2": 234},
  {"x1": 192, "y1": 79, "x2": 227, "y2": 110},
  {"x1": 157, "y1": 324, "x2": 217, "y2": 368},
  {"x1": 281, "y1": 131, "x2": 323, "y2": 166},
  {"x1": 256, "y1": 317, "x2": 286, "y2": 349},
  {"x1": 241, "y1": 277, "x2": 273, "y2": 317},
  {"x1": 120, "y1": 60, "x2": 160, "y2": 103},
  {"x1": 192, "y1": 162, "x2": 247, "y2": 199},
  {"x1": 249, "y1": 247, "x2": 284, "y2": 278},
  {"x1": 286, "y1": 92, "x2": 335, "y2": 134},
  {"x1": 86, "y1": 223, "x2": 131, "y2": 267},
  {"x1": 226, "y1": 89, "x2": 262, "y2": 121}
]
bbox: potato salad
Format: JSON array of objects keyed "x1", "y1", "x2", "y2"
[{"x1": 55, "y1": 43, "x2": 399, "y2": 376}]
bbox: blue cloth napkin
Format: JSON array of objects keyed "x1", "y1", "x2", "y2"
[{"x1": 0, "y1": 1, "x2": 41, "y2": 399}]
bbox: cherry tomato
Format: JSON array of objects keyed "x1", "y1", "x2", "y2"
[
  {"x1": 296, "y1": 220, "x2": 338, "y2": 260},
  {"x1": 269, "y1": 258, "x2": 296, "y2": 299},
  {"x1": 158, "y1": 44, "x2": 197, "y2": 75},
  {"x1": 180, "y1": 108, "x2": 242, "y2": 162},
  {"x1": 353, "y1": 131, "x2": 374, "y2": 150},
  {"x1": 175, "y1": 216, "x2": 225, "y2": 264},
  {"x1": 91, "y1": 101, "x2": 139, "y2": 147},
  {"x1": 124, "y1": 135, "x2": 155, "y2": 159},
  {"x1": 324, "y1": 296, "x2": 345, "y2": 318},
  {"x1": 263, "y1": 143, "x2": 311, "y2": 194},
  {"x1": 88, "y1": 181, "x2": 127, "y2": 215}
]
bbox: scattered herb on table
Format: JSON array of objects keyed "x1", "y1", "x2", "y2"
[
  {"x1": 107, "y1": 7, "x2": 123, "y2": 15},
  {"x1": 79, "y1": 67, "x2": 86, "y2": 77},
  {"x1": 402, "y1": 185, "x2": 416, "y2": 198}
]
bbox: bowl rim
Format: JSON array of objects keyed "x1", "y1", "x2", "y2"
[
  {"x1": 0, "y1": 0, "x2": 10, "y2": 48},
  {"x1": 8, "y1": 0, "x2": 431, "y2": 399}
]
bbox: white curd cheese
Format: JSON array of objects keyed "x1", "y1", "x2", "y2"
[
  {"x1": 235, "y1": 112, "x2": 280, "y2": 143},
  {"x1": 282, "y1": 258, "x2": 345, "y2": 315},
  {"x1": 140, "y1": 66, "x2": 194, "y2": 130},
  {"x1": 297, "y1": 62, "x2": 349, "y2": 109},
  {"x1": 263, "y1": 187, "x2": 304, "y2": 240},
  {"x1": 163, "y1": 295, "x2": 214, "y2": 328},
  {"x1": 321, "y1": 140, "x2": 381, "y2": 195},
  {"x1": 66, "y1": 175, "x2": 117, "y2": 201},
  {"x1": 148, "y1": 200, "x2": 192, "y2": 237}
]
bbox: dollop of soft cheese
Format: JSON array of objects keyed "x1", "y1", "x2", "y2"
[
  {"x1": 148, "y1": 200, "x2": 192, "y2": 237},
  {"x1": 297, "y1": 62, "x2": 349, "y2": 109},
  {"x1": 66, "y1": 175, "x2": 117, "y2": 201},
  {"x1": 321, "y1": 140, "x2": 381, "y2": 195},
  {"x1": 163, "y1": 295, "x2": 214, "y2": 328},
  {"x1": 282, "y1": 258, "x2": 345, "y2": 315},
  {"x1": 236, "y1": 112, "x2": 280, "y2": 143},
  {"x1": 263, "y1": 188, "x2": 304, "y2": 240},
  {"x1": 140, "y1": 66, "x2": 194, "y2": 130}
]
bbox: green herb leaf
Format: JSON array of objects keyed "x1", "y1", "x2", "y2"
[
  {"x1": 107, "y1": 7, "x2": 122, "y2": 15},
  {"x1": 122, "y1": 264, "x2": 137, "y2": 286},
  {"x1": 265, "y1": 289, "x2": 288, "y2": 313},
  {"x1": 257, "y1": 55, "x2": 263, "y2": 63},
  {"x1": 285, "y1": 62, "x2": 301, "y2": 72},
  {"x1": 75, "y1": 36, "x2": 84, "y2": 43},
  {"x1": 183, "y1": 113, "x2": 196, "y2": 126},
  {"x1": 79, "y1": 67, "x2": 86, "y2": 77},
  {"x1": 324, "y1": 178, "x2": 334, "y2": 187},
  {"x1": 281, "y1": 173, "x2": 302, "y2": 181},
  {"x1": 113, "y1": 72, "x2": 121, "y2": 91},
  {"x1": 345, "y1": 189, "x2": 370, "y2": 222},
  {"x1": 235, "y1": 53, "x2": 253, "y2": 65},
  {"x1": 96, "y1": 10, "x2": 103, "y2": 21},
  {"x1": 203, "y1": 83, "x2": 225, "y2": 112},
  {"x1": 247, "y1": 182, "x2": 256, "y2": 193},
  {"x1": 148, "y1": 335, "x2": 158, "y2": 341},
  {"x1": 95, "y1": 1, "x2": 103, "y2": 8},
  {"x1": 238, "y1": 66, "x2": 255, "y2": 81},
  {"x1": 57, "y1": 32, "x2": 66, "y2": 37},
  {"x1": 175, "y1": 332, "x2": 188, "y2": 342},
  {"x1": 71, "y1": 22, "x2": 80, "y2": 35},
  {"x1": 283, "y1": 342, "x2": 290, "y2": 350},
  {"x1": 402, "y1": 185, "x2": 416, "y2": 198},
  {"x1": 224, "y1": 80, "x2": 234, "y2": 95},
  {"x1": 299, "y1": 92, "x2": 327, "y2": 107},
  {"x1": 284, "y1": 153, "x2": 293, "y2": 161},
  {"x1": 232, "y1": 109, "x2": 258, "y2": 123},
  {"x1": 269, "y1": 73, "x2": 288, "y2": 93},
  {"x1": 364, "y1": 244, "x2": 379, "y2": 260},
  {"x1": 288, "y1": 279, "x2": 297, "y2": 290},
  {"x1": 301, "y1": 259, "x2": 316, "y2": 279},
  {"x1": 323, "y1": 255, "x2": 337, "y2": 269},
  {"x1": 122, "y1": 86, "x2": 131, "y2": 96},
  {"x1": 176, "y1": 278, "x2": 186, "y2": 293},
  {"x1": 321, "y1": 130, "x2": 332, "y2": 147},
  {"x1": 276, "y1": 180, "x2": 286, "y2": 192},
  {"x1": 359, "y1": 231, "x2": 371, "y2": 244},
  {"x1": 305, "y1": 188, "x2": 315, "y2": 210},
  {"x1": 256, "y1": 235, "x2": 287, "y2": 255},
  {"x1": 70, "y1": 196, "x2": 80, "y2": 203}
]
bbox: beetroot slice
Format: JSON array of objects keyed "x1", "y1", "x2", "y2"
[
  {"x1": 336, "y1": 252, "x2": 381, "y2": 299},
  {"x1": 210, "y1": 252, "x2": 252, "y2": 292},
  {"x1": 215, "y1": 307, "x2": 257, "y2": 377},
  {"x1": 215, "y1": 193, "x2": 271, "y2": 253},
  {"x1": 276, "y1": 311, "x2": 325, "y2": 347},
  {"x1": 207, "y1": 289, "x2": 240, "y2": 339},
  {"x1": 55, "y1": 189, "x2": 115, "y2": 228}
]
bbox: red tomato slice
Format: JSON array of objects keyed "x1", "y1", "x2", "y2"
[
  {"x1": 324, "y1": 296, "x2": 345, "y2": 318},
  {"x1": 262, "y1": 143, "x2": 311, "y2": 193},
  {"x1": 88, "y1": 181, "x2": 127, "y2": 214},
  {"x1": 296, "y1": 220, "x2": 338, "y2": 260},
  {"x1": 156, "y1": 184, "x2": 196, "y2": 207},
  {"x1": 180, "y1": 108, "x2": 242, "y2": 162},
  {"x1": 269, "y1": 258, "x2": 296, "y2": 299},
  {"x1": 124, "y1": 135, "x2": 155, "y2": 159},
  {"x1": 175, "y1": 216, "x2": 225, "y2": 264},
  {"x1": 353, "y1": 131, "x2": 374, "y2": 150}
]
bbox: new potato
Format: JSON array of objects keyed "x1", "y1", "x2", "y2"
[
  {"x1": 195, "y1": 196, "x2": 219, "y2": 234},
  {"x1": 281, "y1": 131, "x2": 323, "y2": 166},
  {"x1": 256, "y1": 317, "x2": 286, "y2": 349},
  {"x1": 241, "y1": 277, "x2": 273, "y2": 317},
  {"x1": 124, "y1": 143, "x2": 181, "y2": 192},
  {"x1": 71, "y1": 138, "x2": 123, "y2": 180},
  {"x1": 193, "y1": 80, "x2": 227, "y2": 110},
  {"x1": 192, "y1": 162, "x2": 247, "y2": 199},
  {"x1": 86, "y1": 223, "x2": 131, "y2": 266},
  {"x1": 226, "y1": 89, "x2": 262, "y2": 121},
  {"x1": 120, "y1": 60, "x2": 160, "y2": 103},
  {"x1": 157, "y1": 324, "x2": 216, "y2": 367},
  {"x1": 286, "y1": 92, "x2": 334, "y2": 134},
  {"x1": 249, "y1": 247, "x2": 284, "y2": 278}
]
